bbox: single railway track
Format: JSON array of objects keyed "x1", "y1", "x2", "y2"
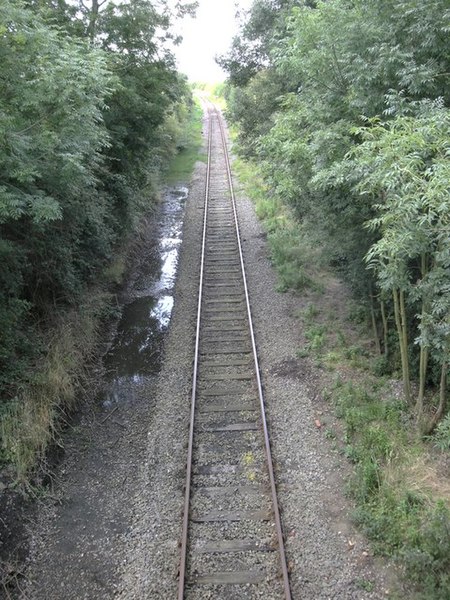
[{"x1": 177, "y1": 104, "x2": 291, "y2": 600}]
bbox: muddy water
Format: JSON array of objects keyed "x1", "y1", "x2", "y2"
[{"x1": 101, "y1": 185, "x2": 188, "y2": 407}]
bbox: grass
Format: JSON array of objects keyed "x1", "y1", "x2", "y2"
[
  {"x1": 233, "y1": 158, "x2": 322, "y2": 294},
  {"x1": 307, "y1": 305, "x2": 450, "y2": 597},
  {"x1": 432, "y1": 414, "x2": 450, "y2": 451},
  {"x1": 306, "y1": 323, "x2": 450, "y2": 599},
  {"x1": 165, "y1": 98, "x2": 205, "y2": 185},
  {"x1": 0, "y1": 290, "x2": 111, "y2": 483}
]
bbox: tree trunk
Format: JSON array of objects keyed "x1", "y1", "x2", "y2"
[
  {"x1": 417, "y1": 253, "x2": 429, "y2": 424},
  {"x1": 380, "y1": 299, "x2": 388, "y2": 358},
  {"x1": 424, "y1": 359, "x2": 448, "y2": 434},
  {"x1": 88, "y1": 0, "x2": 99, "y2": 43},
  {"x1": 393, "y1": 288, "x2": 411, "y2": 403},
  {"x1": 370, "y1": 292, "x2": 381, "y2": 355}
]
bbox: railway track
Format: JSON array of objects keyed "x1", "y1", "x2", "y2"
[{"x1": 177, "y1": 105, "x2": 291, "y2": 600}]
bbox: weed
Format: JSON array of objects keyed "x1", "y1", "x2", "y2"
[
  {"x1": 371, "y1": 354, "x2": 392, "y2": 377},
  {"x1": 344, "y1": 345, "x2": 367, "y2": 361},
  {"x1": 103, "y1": 256, "x2": 127, "y2": 286},
  {"x1": 297, "y1": 303, "x2": 320, "y2": 321},
  {"x1": 330, "y1": 376, "x2": 450, "y2": 597},
  {"x1": 269, "y1": 228, "x2": 317, "y2": 293},
  {"x1": 402, "y1": 502, "x2": 450, "y2": 599},
  {"x1": 296, "y1": 348, "x2": 310, "y2": 358},
  {"x1": 356, "y1": 578, "x2": 374, "y2": 592},
  {"x1": 304, "y1": 324, "x2": 327, "y2": 353},
  {"x1": 347, "y1": 303, "x2": 367, "y2": 325},
  {"x1": 431, "y1": 413, "x2": 450, "y2": 451},
  {"x1": 324, "y1": 350, "x2": 341, "y2": 364},
  {"x1": 336, "y1": 329, "x2": 347, "y2": 347},
  {"x1": 325, "y1": 428, "x2": 336, "y2": 440}
]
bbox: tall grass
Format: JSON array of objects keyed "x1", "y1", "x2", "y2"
[
  {"x1": 0, "y1": 291, "x2": 111, "y2": 483},
  {"x1": 320, "y1": 359, "x2": 450, "y2": 598},
  {"x1": 165, "y1": 98, "x2": 205, "y2": 185},
  {"x1": 233, "y1": 158, "x2": 321, "y2": 294}
]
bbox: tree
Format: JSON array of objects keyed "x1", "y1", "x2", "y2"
[
  {"x1": 221, "y1": 0, "x2": 450, "y2": 416},
  {"x1": 360, "y1": 106, "x2": 450, "y2": 427},
  {"x1": 0, "y1": 0, "x2": 195, "y2": 399}
]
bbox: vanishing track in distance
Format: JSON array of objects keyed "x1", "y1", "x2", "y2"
[{"x1": 177, "y1": 105, "x2": 291, "y2": 600}]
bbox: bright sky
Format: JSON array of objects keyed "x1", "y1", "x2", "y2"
[{"x1": 173, "y1": 0, "x2": 253, "y2": 82}]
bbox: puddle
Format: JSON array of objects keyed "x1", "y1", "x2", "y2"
[{"x1": 101, "y1": 186, "x2": 188, "y2": 408}]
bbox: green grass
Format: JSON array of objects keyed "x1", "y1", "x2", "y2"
[
  {"x1": 0, "y1": 290, "x2": 112, "y2": 483},
  {"x1": 165, "y1": 100, "x2": 205, "y2": 185},
  {"x1": 327, "y1": 375, "x2": 450, "y2": 599},
  {"x1": 294, "y1": 298, "x2": 450, "y2": 598},
  {"x1": 233, "y1": 158, "x2": 322, "y2": 294}
]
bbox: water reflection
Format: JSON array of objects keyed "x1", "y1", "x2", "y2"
[{"x1": 101, "y1": 186, "x2": 188, "y2": 406}]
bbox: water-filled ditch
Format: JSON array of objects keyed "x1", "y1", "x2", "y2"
[{"x1": 101, "y1": 185, "x2": 188, "y2": 407}]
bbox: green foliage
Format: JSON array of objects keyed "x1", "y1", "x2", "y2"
[
  {"x1": 269, "y1": 228, "x2": 315, "y2": 293},
  {"x1": 218, "y1": 0, "x2": 304, "y2": 87},
  {"x1": 0, "y1": 239, "x2": 33, "y2": 392},
  {"x1": 356, "y1": 498, "x2": 450, "y2": 599},
  {"x1": 0, "y1": 0, "x2": 196, "y2": 478},
  {"x1": 223, "y1": 0, "x2": 450, "y2": 426},
  {"x1": 402, "y1": 502, "x2": 450, "y2": 599},
  {"x1": 0, "y1": 0, "x2": 114, "y2": 395},
  {"x1": 304, "y1": 323, "x2": 327, "y2": 353},
  {"x1": 165, "y1": 98, "x2": 204, "y2": 184},
  {"x1": 0, "y1": 1, "x2": 112, "y2": 226},
  {"x1": 431, "y1": 413, "x2": 450, "y2": 451},
  {"x1": 233, "y1": 157, "x2": 320, "y2": 293},
  {"x1": 331, "y1": 376, "x2": 450, "y2": 597}
]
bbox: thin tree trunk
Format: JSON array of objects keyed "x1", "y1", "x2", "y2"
[
  {"x1": 393, "y1": 288, "x2": 411, "y2": 403},
  {"x1": 380, "y1": 299, "x2": 388, "y2": 358},
  {"x1": 417, "y1": 346, "x2": 428, "y2": 426},
  {"x1": 424, "y1": 359, "x2": 448, "y2": 434},
  {"x1": 88, "y1": 0, "x2": 99, "y2": 43},
  {"x1": 370, "y1": 292, "x2": 381, "y2": 355},
  {"x1": 417, "y1": 253, "x2": 429, "y2": 423}
]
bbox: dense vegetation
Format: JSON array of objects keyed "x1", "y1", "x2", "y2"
[
  {"x1": 0, "y1": 0, "x2": 196, "y2": 478},
  {"x1": 220, "y1": 0, "x2": 450, "y2": 431},
  {"x1": 220, "y1": 1, "x2": 450, "y2": 597}
]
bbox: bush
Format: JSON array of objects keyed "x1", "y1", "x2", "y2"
[
  {"x1": 432, "y1": 414, "x2": 450, "y2": 451},
  {"x1": 402, "y1": 503, "x2": 450, "y2": 599},
  {"x1": 269, "y1": 228, "x2": 316, "y2": 293}
]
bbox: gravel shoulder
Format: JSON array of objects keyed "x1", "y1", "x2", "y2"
[{"x1": 21, "y1": 110, "x2": 401, "y2": 600}]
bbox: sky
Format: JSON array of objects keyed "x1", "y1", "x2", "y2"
[{"x1": 172, "y1": 0, "x2": 253, "y2": 82}]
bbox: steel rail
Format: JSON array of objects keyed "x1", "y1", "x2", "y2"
[
  {"x1": 177, "y1": 103, "x2": 291, "y2": 599},
  {"x1": 177, "y1": 104, "x2": 213, "y2": 600},
  {"x1": 216, "y1": 109, "x2": 292, "y2": 600}
]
